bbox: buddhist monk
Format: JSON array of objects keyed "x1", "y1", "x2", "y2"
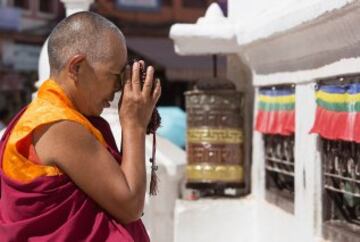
[{"x1": 0, "y1": 11, "x2": 161, "y2": 241}]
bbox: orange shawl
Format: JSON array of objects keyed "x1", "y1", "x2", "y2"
[{"x1": 3, "y1": 79, "x2": 106, "y2": 182}]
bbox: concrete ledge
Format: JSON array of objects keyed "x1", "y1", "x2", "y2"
[{"x1": 174, "y1": 197, "x2": 255, "y2": 242}]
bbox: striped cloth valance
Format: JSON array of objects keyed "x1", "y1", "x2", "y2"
[
  {"x1": 255, "y1": 87, "x2": 295, "y2": 135},
  {"x1": 311, "y1": 83, "x2": 360, "y2": 142}
]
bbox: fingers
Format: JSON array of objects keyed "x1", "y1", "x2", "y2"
[
  {"x1": 138, "y1": 60, "x2": 145, "y2": 69},
  {"x1": 143, "y1": 66, "x2": 155, "y2": 98},
  {"x1": 127, "y1": 60, "x2": 160, "y2": 104},
  {"x1": 152, "y1": 78, "x2": 161, "y2": 102},
  {"x1": 132, "y1": 62, "x2": 141, "y2": 93}
]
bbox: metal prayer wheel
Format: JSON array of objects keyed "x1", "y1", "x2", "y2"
[{"x1": 185, "y1": 80, "x2": 244, "y2": 194}]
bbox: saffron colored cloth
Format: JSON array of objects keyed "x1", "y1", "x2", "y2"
[
  {"x1": 255, "y1": 88, "x2": 295, "y2": 136},
  {"x1": 311, "y1": 83, "x2": 360, "y2": 142},
  {"x1": 2, "y1": 80, "x2": 107, "y2": 183},
  {"x1": 0, "y1": 80, "x2": 150, "y2": 242}
]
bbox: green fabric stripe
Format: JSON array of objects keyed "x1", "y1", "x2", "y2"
[
  {"x1": 258, "y1": 102, "x2": 295, "y2": 111},
  {"x1": 317, "y1": 99, "x2": 360, "y2": 112}
]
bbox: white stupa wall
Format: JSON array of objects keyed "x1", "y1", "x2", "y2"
[
  {"x1": 170, "y1": 1, "x2": 360, "y2": 242},
  {"x1": 229, "y1": 0, "x2": 354, "y2": 46}
]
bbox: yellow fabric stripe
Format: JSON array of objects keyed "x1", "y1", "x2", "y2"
[
  {"x1": 316, "y1": 90, "x2": 360, "y2": 103},
  {"x1": 259, "y1": 94, "x2": 295, "y2": 104}
]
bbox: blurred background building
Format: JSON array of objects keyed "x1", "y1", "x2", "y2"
[
  {"x1": 0, "y1": 0, "x2": 226, "y2": 124},
  {"x1": 0, "y1": 0, "x2": 64, "y2": 123}
]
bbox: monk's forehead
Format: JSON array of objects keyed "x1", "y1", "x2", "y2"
[{"x1": 103, "y1": 30, "x2": 127, "y2": 57}]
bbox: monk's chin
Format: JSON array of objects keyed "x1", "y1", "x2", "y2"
[{"x1": 85, "y1": 107, "x2": 103, "y2": 117}]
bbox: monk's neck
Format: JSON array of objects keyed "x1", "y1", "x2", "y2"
[{"x1": 49, "y1": 74, "x2": 79, "y2": 111}]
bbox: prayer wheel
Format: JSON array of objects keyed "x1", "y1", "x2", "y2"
[{"x1": 185, "y1": 80, "x2": 244, "y2": 194}]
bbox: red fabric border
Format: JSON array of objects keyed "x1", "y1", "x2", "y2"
[
  {"x1": 310, "y1": 106, "x2": 360, "y2": 142},
  {"x1": 255, "y1": 110, "x2": 295, "y2": 136}
]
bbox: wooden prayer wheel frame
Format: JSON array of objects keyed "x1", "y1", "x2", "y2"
[{"x1": 185, "y1": 89, "x2": 244, "y2": 193}]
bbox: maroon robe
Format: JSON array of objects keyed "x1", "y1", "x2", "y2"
[{"x1": 0, "y1": 109, "x2": 150, "y2": 242}]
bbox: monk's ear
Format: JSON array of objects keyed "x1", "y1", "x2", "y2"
[{"x1": 67, "y1": 54, "x2": 86, "y2": 83}]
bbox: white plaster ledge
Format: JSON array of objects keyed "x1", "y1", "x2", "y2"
[
  {"x1": 174, "y1": 197, "x2": 256, "y2": 242},
  {"x1": 169, "y1": 3, "x2": 237, "y2": 55},
  {"x1": 235, "y1": 0, "x2": 355, "y2": 46},
  {"x1": 253, "y1": 57, "x2": 360, "y2": 87}
]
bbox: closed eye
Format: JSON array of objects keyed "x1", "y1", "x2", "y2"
[
  {"x1": 112, "y1": 64, "x2": 127, "y2": 92},
  {"x1": 114, "y1": 73, "x2": 125, "y2": 92}
]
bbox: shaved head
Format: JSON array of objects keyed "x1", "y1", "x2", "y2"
[{"x1": 48, "y1": 11, "x2": 125, "y2": 75}]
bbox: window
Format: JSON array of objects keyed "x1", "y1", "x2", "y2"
[
  {"x1": 322, "y1": 138, "x2": 360, "y2": 242},
  {"x1": 39, "y1": 0, "x2": 55, "y2": 14},
  {"x1": 162, "y1": 0, "x2": 172, "y2": 7},
  {"x1": 13, "y1": 0, "x2": 30, "y2": 9},
  {"x1": 182, "y1": 0, "x2": 207, "y2": 8},
  {"x1": 264, "y1": 134, "x2": 295, "y2": 213},
  {"x1": 314, "y1": 76, "x2": 360, "y2": 242},
  {"x1": 256, "y1": 85, "x2": 295, "y2": 213}
]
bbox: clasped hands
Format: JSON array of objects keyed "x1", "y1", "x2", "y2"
[{"x1": 118, "y1": 60, "x2": 161, "y2": 133}]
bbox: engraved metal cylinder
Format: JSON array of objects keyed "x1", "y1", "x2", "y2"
[{"x1": 185, "y1": 89, "x2": 244, "y2": 187}]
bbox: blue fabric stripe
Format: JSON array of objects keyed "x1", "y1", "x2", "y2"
[
  {"x1": 259, "y1": 88, "x2": 295, "y2": 96},
  {"x1": 319, "y1": 83, "x2": 360, "y2": 94}
]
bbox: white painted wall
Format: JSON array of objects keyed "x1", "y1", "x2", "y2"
[
  {"x1": 251, "y1": 82, "x2": 324, "y2": 242},
  {"x1": 229, "y1": 0, "x2": 355, "y2": 46},
  {"x1": 173, "y1": 83, "x2": 326, "y2": 242},
  {"x1": 143, "y1": 136, "x2": 186, "y2": 242},
  {"x1": 253, "y1": 58, "x2": 360, "y2": 87},
  {"x1": 174, "y1": 198, "x2": 256, "y2": 242},
  {"x1": 171, "y1": 1, "x2": 360, "y2": 242}
]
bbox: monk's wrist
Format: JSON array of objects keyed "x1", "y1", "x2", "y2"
[{"x1": 122, "y1": 125, "x2": 146, "y2": 135}]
